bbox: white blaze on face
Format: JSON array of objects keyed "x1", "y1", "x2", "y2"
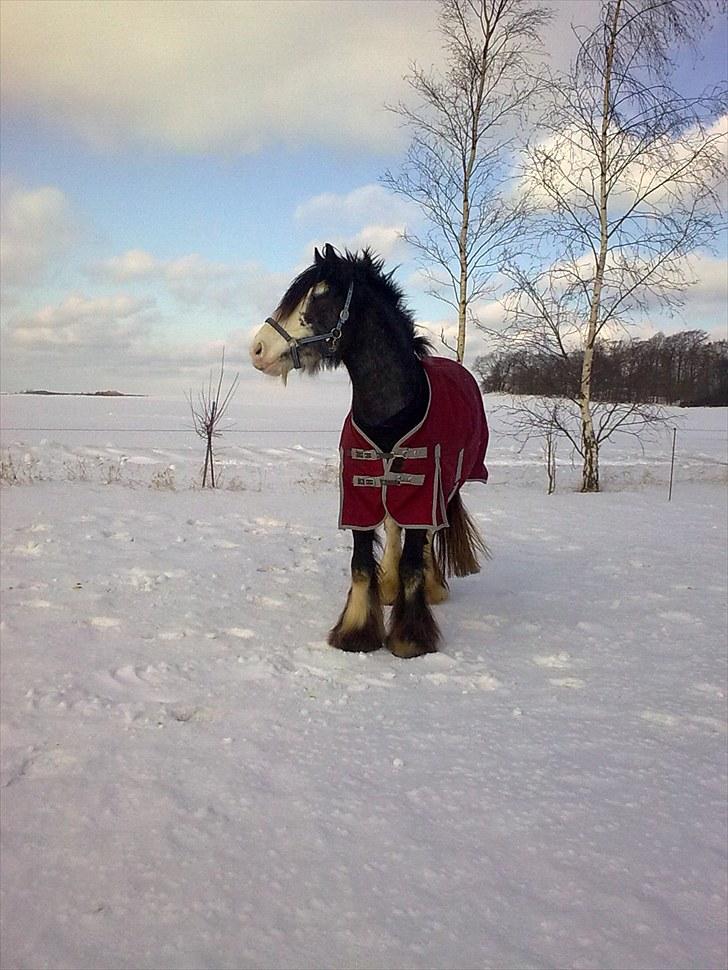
[
  {"x1": 249, "y1": 293, "x2": 312, "y2": 380},
  {"x1": 249, "y1": 282, "x2": 328, "y2": 381}
]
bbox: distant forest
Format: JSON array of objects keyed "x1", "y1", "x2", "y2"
[{"x1": 475, "y1": 330, "x2": 728, "y2": 407}]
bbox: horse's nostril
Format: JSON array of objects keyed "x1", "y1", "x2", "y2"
[{"x1": 254, "y1": 341, "x2": 264, "y2": 358}]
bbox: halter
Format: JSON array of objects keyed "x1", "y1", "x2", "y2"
[{"x1": 265, "y1": 281, "x2": 354, "y2": 370}]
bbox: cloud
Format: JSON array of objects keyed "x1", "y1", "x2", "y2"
[
  {"x1": 672, "y1": 252, "x2": 728, "y2": 336},
  {"x1": 295, "y1": 185, "x2": 415, "y2": 228},
  {"x1": 0, "y1": 0, "x2": 443, "y2": 155},
  {"x1": 416, "y1": 298, "x2": 504, "y2": 362},
  {"x1": 95, "y1": 250, "x2": 230, "y2": 284},
  {"x1": 348, "y1": 225, "x2": 407, "y2": 259},
  {"x1": 1, "y1": 286, "x2": 271, "y2": 394},
  {"x1": 0, "y1": 0, "x2": 599, "y2": 159},
  {"x1": 295, "y1": 184, "x2": 419, "y2": 260},
  {"x1": 519, "y1": 114, "x2": 728, "y2": 214},
  {"x1": 7, "y1": 294, "x2": 156, "y2": 350},
  {"x1": 95, "y1": 249, "x2": 160, "y2": 282},
  {"x1": 0, "y1": 183, "x2": 78, "y2": 286},
  {"x1": 299, "y1": 226, "x2": 409, "y2": 264},
  {"x1": 90, "y1": 249, "x2": 289, "y2": 316}
]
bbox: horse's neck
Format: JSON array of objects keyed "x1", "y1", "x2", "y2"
[{"x1": 344, "y1": 324, "x2": 428, "y2": 452}]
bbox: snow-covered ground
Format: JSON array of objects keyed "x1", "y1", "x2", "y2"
[{"x1": 1, "y1": 381, "x2": 727, "y2": 970}]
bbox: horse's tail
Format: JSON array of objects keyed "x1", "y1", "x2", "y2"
[{"x1": 434, "y1": 491, "x2": 490, "y2": 578}]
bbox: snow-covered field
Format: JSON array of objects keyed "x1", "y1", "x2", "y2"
[{"x1": 1, "y1": 380, "x2": 727, "y2": 970}]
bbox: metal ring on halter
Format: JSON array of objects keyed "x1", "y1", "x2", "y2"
[{"x1": 264, "y1": 280, "x2": 354, "y2": 370}]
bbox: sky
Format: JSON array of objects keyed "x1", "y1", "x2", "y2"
[{"x1": 1, "y1": 0, "x2": 726, "y2": 396}]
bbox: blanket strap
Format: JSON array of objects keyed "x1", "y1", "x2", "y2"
[
  {"x1": 350, "y1": 447, "x2": 428, "y2": 460},
  {"x1": 353, "y1": 473, "x2": 426, "y2": 487}
]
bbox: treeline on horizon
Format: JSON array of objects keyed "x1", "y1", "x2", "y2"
[{"x1": 475, "y1": 330, "x2": 728, "y2": 407}]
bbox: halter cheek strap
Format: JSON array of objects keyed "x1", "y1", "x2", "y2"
[{"x1": 265, "y1": 281, "x2": 354, "y2": 370}]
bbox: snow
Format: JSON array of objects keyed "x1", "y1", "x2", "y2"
[{"x1": 1, "y1": 384, "x2": 727, "y2": 970}]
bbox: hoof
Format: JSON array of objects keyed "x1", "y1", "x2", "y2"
[
  {"x1": 328, "y1": 618, "x2": 383, "y2": 653},
  {"x1": 386, "y1": 635, "x2": 438, "y2": 659},
  {"x1": 329, "y1": 573, "x2": 384, "y2": 652}
]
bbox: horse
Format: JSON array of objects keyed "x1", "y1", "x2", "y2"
[{"x1": 250, "y1": 244, "x2": 489, "y2": 658}]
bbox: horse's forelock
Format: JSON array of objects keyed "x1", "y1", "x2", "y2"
[{"x1": 276, "y1": 264, "x2": 319, "y2": 317}]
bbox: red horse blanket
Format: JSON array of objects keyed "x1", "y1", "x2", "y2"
[{"x1": 339, "y1": 356, "x2": 489, "y2": 531}]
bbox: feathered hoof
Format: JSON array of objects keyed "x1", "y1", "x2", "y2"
[
  {"x1": 387, "y1": 574, "x2": 441, "y2": 658},
  {"x1": 386, "y1": 634, "x2": 438, "y2": 659},
  {"x1": 328, "y1": 617, "x2": 383, "y2": 653},
  {"x1": 328, "y1": 572, "x2": 384, "y2": 652}
]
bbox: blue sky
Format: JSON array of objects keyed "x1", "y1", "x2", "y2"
[{"x1": 1, "y1": 0, "x2": 726, "y2": 395}]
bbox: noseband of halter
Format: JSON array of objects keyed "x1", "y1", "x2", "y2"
[{"x1": 265, "y1": 281, "x2": 354, "y2": 370}]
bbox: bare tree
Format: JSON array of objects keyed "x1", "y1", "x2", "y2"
[
  {"x1": 497, "y1": 0, "x2": 726, "y2": 491},
  {"x1": 382, "y1": 0, "x2": 550, "y2": 362},
  {"x1": 496, "y1": 392, "x2": 666, "y2": 492},
  {"x1": 187, "y1": 349, "x2": 240, "y2": 488}
]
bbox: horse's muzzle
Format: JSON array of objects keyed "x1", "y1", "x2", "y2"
[{"x1": 249, "y1": 322, "x2": 290, "y2": 374}]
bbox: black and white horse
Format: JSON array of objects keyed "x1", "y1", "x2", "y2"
[{"x1": 250, "y1": 245, "x2": 489, "y2": 658}]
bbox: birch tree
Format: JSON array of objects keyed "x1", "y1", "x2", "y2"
[
  {"x1": 503, "y1": 0, "x2": 725, "y2": 491},
  {"x1": 382, "y1": 0, "x2": 549, "y2": 362}
]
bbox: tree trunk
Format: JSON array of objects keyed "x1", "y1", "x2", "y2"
[
  {"x1": 203, "y1": 436, "x2": 212, "y2": 488},
  {"x1": 456, "y1": 22, "x2": 491, "y2": 364},
  {"x1": 456, "y1": 94, "x2": 474, "y2": 363},
  {"x1": 208, "y1": 435, "x2": 216, "y2": 488},
  {"x1": 545, "y1": 429, "x2": 557, "y2": 494},
  {"x1": 202, "y1": 441, "x2": 209, "y2": 487},
  {"x1": 579, "y1": 331, "x2": 600, "y2": 492},
  {"x1": 579, "y1": 0, "x2": 622, "y2": 493},
  {"x1": 579, "y1": 403, "x2": 599, "y2": 492},
  {"x1": 457, "y1": 233, "x2": 468, "y2": 363}
]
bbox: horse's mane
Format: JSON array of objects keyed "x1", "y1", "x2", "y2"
[{"x1": 277, "y1": 247, "x2": 432, "y2": 358}]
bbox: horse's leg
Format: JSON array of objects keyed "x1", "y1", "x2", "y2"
[
  {"x1": 328, "y1": 529, "x2": 384, "y2": 652},
  {"x1": 387, "y1": 528, "x2": 441, "y2": 658},
  {"x1": 379, "y1": 515, "x2": 402, "y2": 606},
  {"x1": 381, "y1": 523, "x2": 447, "y2": 606},
  {"x1": 424, "y1": 531, "x2": 449, "y2": 604}
]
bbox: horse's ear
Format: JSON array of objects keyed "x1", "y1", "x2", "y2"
[
  {"x1": 323, "y1": 243, "x2": 338, "y2": 264},
  {"x1": 314, "y1": 247, "x2": 325, "y2": 268}
]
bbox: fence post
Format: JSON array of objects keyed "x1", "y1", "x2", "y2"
[{"x1": 668, "y1": 427, "x2": 677, "y2": 502}]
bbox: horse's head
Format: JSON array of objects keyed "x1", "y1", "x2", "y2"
[{"x1": 250, "y1": 244, "x2": 353, "y2": 382}]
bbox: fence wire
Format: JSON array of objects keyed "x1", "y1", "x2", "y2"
[{"x1": 1, "y1": 426, "x2": 725, "y2": 435}]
